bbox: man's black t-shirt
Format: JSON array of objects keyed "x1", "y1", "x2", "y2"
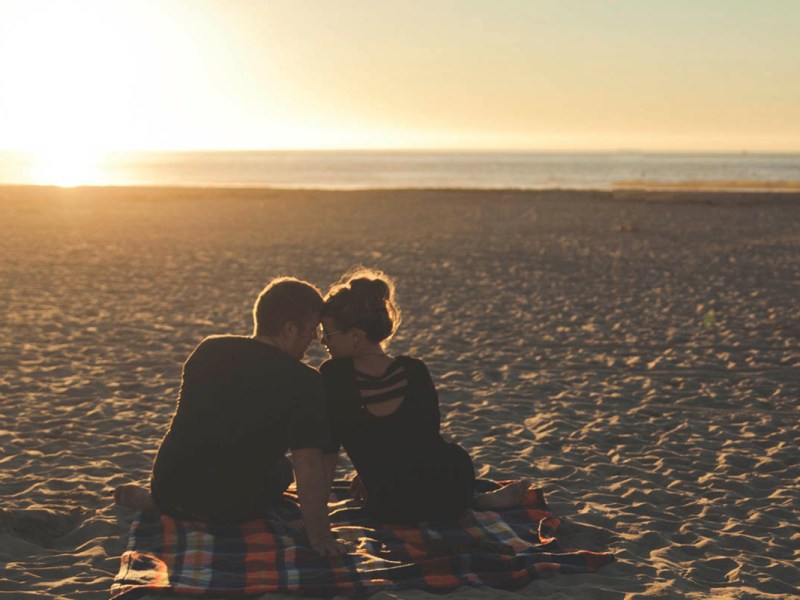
[{"x1": 151, "y1": 335, "x2": 329, "y2": 522}]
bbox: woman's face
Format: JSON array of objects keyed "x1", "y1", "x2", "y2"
[{"x1": 321, "y1": 317, "x2": 354, "y2": 358}]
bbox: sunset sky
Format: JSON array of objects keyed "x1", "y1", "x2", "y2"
[{"x1": 1, "y1": 0, "x2": 798, "y2": 153}]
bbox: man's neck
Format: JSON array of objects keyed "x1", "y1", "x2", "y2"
[{"x1": 253, "y1": 333, "x2": 286, "y2": 352}]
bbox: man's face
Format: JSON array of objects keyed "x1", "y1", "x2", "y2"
[{"x1": 287, "y1": 312, "x2": 320, "y2": 360}]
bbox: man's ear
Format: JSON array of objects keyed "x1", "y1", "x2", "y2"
[{"x1": 281, "y1": 320, "x2": 299, "y2": 338}]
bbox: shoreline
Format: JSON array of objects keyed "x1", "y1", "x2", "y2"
[{"x1": 2, "y1": 182, "x2": 800, "y2": 203}]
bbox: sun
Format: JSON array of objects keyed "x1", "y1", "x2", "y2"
[
  {"x1": 0, "y1": 1, "x2": 187, "y2": 156},
  {"x1": 28, "y1": 149, "x2": 107, "y2": 187}
]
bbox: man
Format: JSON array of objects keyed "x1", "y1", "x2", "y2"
[{"x1": 116, "y1": 277, "x2": 345, "y2": 556}]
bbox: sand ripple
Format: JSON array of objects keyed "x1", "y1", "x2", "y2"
[{"x1": 1, "y1": 186, "x2": 798, "y2": 599}]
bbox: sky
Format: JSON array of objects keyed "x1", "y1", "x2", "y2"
[{"x1": 1, "y1": 0, "x2": 799, "y2": 153}]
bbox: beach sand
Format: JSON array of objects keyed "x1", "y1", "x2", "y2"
[{"x1": 1, "y1": 185, "x2": 798, "y2": 599}]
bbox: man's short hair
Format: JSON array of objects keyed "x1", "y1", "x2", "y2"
[{"x1": 253, "y1": 277, "x2": 323, "y2": 336}]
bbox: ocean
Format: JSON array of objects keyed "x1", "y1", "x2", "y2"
[{"x1": 1, "y1": 150, "x2": 799, "y2": 190}]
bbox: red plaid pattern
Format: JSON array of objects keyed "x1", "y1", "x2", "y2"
[{"x1": 111, "y1": 481, "x2": 613, "y2": 598}]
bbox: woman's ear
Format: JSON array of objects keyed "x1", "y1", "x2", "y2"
[{"x1": 351, "y1": 327, "x2": 366, "y2": 348}]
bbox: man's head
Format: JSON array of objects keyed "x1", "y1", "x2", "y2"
[{"x1": 253, "y1": 277, "x2": 323, "y2": 359}]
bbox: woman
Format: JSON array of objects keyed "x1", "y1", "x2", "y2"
[{"x1": 319, "y1": 268, "x2": 527, "y2": 523}]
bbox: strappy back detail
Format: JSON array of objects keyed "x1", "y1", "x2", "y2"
[{"x1": 354, "y1": 360, "x2": 407, "y2": 416}]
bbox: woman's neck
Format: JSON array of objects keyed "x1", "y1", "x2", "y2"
[
  {"x1": 352, "y1": 344, "x2": 393, "y2": 375},
  {"x1": 352, "y1": 341, "x2": 387, "y2": 358}
]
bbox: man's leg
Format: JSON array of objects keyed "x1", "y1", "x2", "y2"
[{"x1": 114, "y1": 484, "x2": 156, "y2": 509}]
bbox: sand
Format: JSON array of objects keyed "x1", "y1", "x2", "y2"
[{"x1": 1, "y1": 185, "x2": 798, "y2": 599}]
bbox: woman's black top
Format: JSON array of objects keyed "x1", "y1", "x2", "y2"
[{"x1": 320, "y1": 356, "x2": 475, "y2": 522}]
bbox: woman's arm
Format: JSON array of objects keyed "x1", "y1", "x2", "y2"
[{"x1": 416, "y1": 359, "x2": 442, "y2": 431}]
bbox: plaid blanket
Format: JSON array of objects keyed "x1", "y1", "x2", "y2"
[{"x1": 110, "y1": 480, "x2": 613, "y2": 598}]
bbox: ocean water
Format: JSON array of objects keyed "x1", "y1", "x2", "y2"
[{"x1": 1, "y1": 150, "x2": 799, "y2": 190}]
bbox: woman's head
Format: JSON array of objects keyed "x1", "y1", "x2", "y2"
[{"x1": 321, "y1": 268, "x2": 401, "y2": 356}]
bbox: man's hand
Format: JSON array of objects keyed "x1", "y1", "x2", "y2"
[{"x1": 292, "y1": 447, "x2": 349, "y2": 557}]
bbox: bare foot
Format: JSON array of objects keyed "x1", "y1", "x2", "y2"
[
  {"x1": 114, "y1": 484, "x2": 156, "y2": 509},
  {"x1": 473, "y1": 480, "x2": 530, "y2": 510}
]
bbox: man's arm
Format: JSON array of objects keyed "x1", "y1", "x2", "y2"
[{"x1": 291, "y1": 447, "x2": 347, "y2": 556}]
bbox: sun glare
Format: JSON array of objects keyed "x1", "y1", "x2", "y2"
[
  {"x1": 28, "y1": 149, "x2": 107, "y2": 187},
  {"x1": 0, "y1": 1, "x2": 193, "y2": 153}
]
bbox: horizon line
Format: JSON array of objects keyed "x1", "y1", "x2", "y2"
[{"x1": 1, "y1": 147, "x2": 799, "y2": 155}]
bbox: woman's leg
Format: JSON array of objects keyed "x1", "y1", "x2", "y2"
[
  {"x1": 373, "y1": 445, "x2": 477, "y2": 522},
  {"x1": 473, "y1": 480, "x2": 530, "y2": 510},
  {"x1": 441, "y1": 443, "x2": 529, "y2": 510}
]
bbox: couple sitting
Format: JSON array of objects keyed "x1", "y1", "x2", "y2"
[{"x1": 115, "y1": 269, "x2": 528, "y2": 556}]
